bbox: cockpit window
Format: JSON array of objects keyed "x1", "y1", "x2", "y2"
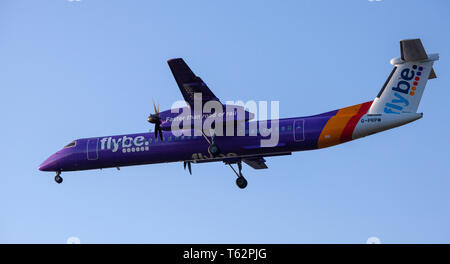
[{"x1": 64, "y1": 140, "x2": 76, "y2": 148}]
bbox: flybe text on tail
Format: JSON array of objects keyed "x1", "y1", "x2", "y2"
[
  {"x1": 384, "y1": 65, "x2": 423, "y2": 114},
  {"x1": 368, "y1": 39, "x2": 438, "y2": 115}
]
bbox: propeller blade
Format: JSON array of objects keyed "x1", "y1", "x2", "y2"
[
  {"x1": 183, "y1": 161, "x2": 192, "y2": 175},
  {"x1": 211, "y1": 131, "x2": 215, "y2": 143},
  {"x1": 154, "y1": 123, "x2": 159, "y2": 139},
  {"x1": 152, "y1": 99, "x2": 158, "y2": 114},
  {"x1": 158, "y1": 129, "x2": 163, "y2": 141}
]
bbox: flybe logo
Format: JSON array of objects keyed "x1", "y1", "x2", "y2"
[
  {"x1": 100, "y1": 136, "x2": 150, "y2": 153},
  {"x1": 384, "y1": 65, "x2": 423, "y2": 114},
  {"x1": 192, "y1": 152, "x2": 237, "y2": 160}
]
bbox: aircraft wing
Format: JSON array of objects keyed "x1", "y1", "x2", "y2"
[
  {"x1": 242, "y1": 157, "x2": 268, "y2": 169},
  {"x1": 167, "y1": 58, "x2": 221, "y2": 108}
]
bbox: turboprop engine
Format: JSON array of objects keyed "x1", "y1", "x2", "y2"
[{"x1": 155, "y1": 104, "x2": 255, "y2": 134}]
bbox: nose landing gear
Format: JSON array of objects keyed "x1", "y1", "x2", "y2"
[{"x1": 54, "y1": 171, "x2": 63, "y2": 184}]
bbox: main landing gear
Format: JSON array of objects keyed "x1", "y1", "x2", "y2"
[
  {"x1": 200, "y1": 129, "x2": 221, "y2": 157},
  {"x1": 54, "y1": 171, "x2": 63, "y2": 184},
  {"x1": 208, "y1": 141, "x2": 220, "y2": 157},
  {"x1": 199, "y1": 129, "x2": 247, "y2": 189},
  {"x1": 228, "y1": 161, "x2": 248, "y2": 189}
]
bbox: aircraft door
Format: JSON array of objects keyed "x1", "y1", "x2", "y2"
[
  {"x1": 87, "y1": 138, "x2": 99, "y2": 160},
  {"x1": 294, "y1": 119, "x2": 305, "y2": 141}
]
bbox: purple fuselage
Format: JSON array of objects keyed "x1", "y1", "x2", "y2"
[{"x1": 38, "y1": 110, "x2": 337, "y2": 172}]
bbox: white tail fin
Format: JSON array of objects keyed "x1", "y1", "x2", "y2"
[{"x1": 368, "y1": 39, "x2": 439, "y2": 114}]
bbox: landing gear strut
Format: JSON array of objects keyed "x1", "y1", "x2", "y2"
[
  {"x1": 54, "y1": 171, "x2": 63, "y2": 184},
  {"x1": 229, "y1": 161, "x2": 247, "y2": 189}
]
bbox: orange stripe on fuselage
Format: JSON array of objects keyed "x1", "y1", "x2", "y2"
[
  {"x1": 340, "y1": 101, "x2": 373, "y2": 143},
  {"x1": 317, "y1": 103, "x2": 364, "y2": 149}
]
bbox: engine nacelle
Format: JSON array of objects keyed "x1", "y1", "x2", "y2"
[{"x1": 157, "y1": 104, "x2": 255, "y2": 132}]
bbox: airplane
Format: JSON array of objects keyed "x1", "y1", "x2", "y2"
[{"x1": 39, "y1": 39, "x2": 438, "y2": 189}]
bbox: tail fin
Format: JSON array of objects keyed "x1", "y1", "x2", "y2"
[{"x1": 368, "y1": 39, "x2": 439, "y2": 114}]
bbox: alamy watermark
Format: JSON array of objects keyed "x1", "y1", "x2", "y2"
[
  {"x1": 168, "y1": 94, "x2": 280, "y2": 147},
  {"x1": 366, "y1": 236, "x2": 381, "y2": 244},
  {"x1": 66, "y1": 236, "x2": 81, "y2": 244}
]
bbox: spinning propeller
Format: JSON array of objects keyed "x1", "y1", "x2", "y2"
[{"x1": 147, "y1": 100, "x2": 164, "y2": 141}]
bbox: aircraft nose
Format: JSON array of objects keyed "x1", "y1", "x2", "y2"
[
  {"x1": 38, "y1": 153, "x2": 60, "y2": 171},
  {"x1": 38, "y1": 160, "x2": 51, "y2": 171}
]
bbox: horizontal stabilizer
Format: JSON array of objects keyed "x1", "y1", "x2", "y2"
[{"x1": 400, "y1": 39, "x2": 428, "y2": 61}]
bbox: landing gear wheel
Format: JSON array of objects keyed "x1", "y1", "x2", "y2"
[
  {"x1": 236, "y1": 176, "x2": 248, "y2": 189},
  {"x1": 55, "y1": 175, "x2": 63, "y2": 184},
  {"x1": 208, "y1": 143, "x2": 220, "y2": 157}
]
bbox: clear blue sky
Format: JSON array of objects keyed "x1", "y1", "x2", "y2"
[{"x1": 1, "y1": 0, "x2": 449, "y2": 243}]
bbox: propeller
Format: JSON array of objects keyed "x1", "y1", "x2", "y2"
[
  {"x1": 210, "y1": 129, "x2": 216, "y2": 144},
  {"x1": 184, "y1": 161, "x2": 192, "y2": 175},
  {"x1": 147, "y1": 100, "x2": 163, "y2": 141}
]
